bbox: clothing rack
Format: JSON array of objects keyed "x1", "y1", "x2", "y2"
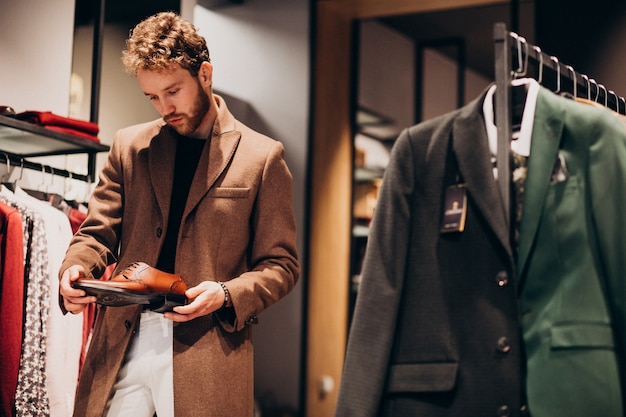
[
  {"x1": 0, "y1": 151, "x2": 92, "y2": 183},
  {"x1": 493, "y1": 22, "x2": 626, "y2": 228}
]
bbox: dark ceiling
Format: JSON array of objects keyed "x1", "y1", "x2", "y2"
[
  {"x1": 74, "y1": 0, "x2": 180, "y2": 26},
  {"x1": 378, "y1": 0, "x2": 626, "y2": 82}
]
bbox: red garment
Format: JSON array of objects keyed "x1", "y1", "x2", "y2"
[
  {"x1": 0, "y1": 202, "x2": 25, "y2": 417},
  {"x1": 45, "y1": 126, "x2": 100, "y2": 143},
  {"x1": 15, "y1": 111, "x2": 100, "y2": 143},
  {"x1": 16, "y1": 111, "x2": 99, "y2": 135},
  {"x1": 67, "y1": 208, "x2": 114, "y2": 376},
  {"x1": 68, "y1": 208, "x2": 86, "y2": 235},
  {"x1": 67, "y1": 208, "x2": 93, "y2": 374}
]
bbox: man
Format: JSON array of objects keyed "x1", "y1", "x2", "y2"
[{"x1": 59, "y1": 11, "x2": 299, "y2": 417}]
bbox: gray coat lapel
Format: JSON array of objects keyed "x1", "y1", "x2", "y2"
[{"x1": 452, "y1": 91, "x2": 512, "y2": 257}]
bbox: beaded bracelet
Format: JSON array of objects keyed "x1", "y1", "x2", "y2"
[{"x1": 217, "y1": 281, "x2": 230, "y2": 309}]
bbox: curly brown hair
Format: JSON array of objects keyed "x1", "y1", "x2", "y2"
[{"x1": 122, "y1": 11, "x2": 210, "y2": 76}]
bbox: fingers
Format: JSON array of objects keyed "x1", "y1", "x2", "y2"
[
  {"x1": 60, "y1": 265, "x2": 95, "y2": 314},
  {"x1": 164, "y1": 281, "x2": 225, "y2": 322},
  {"x1": 60, "y1": 265, "x2": 85, "y2": 296}
]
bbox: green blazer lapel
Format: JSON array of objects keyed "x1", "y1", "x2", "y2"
[
  {"x1": 453, "y1": 93, "x2": 511, "y2": 257},
  {"x1": 184, "y1": 129, "x2": 241, "y2": 217},
  {"x1": 516, "y1": 88, "x2": 564, "y2": 278},
  {"x1": 149, "y1": 125, "x2": 177, "y2": 221}
]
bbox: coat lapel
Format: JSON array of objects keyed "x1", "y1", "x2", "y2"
[
  {"x1": 516, "y1": 88, "x2": 564, "y2": 278},
  {"x1": 452, "y1": 91, "x2": 512, "y2": 258},
  {"x1": 184, "y1": 129, "x2": 241, "y2": 217},
  {"x1": 148, "y1": 96, "x2": 241, "y2": 223},
  {"x1": 149, "y1": 125, "x2": 177, "y2": 221},
  {"x1": 184, "y1": 96, "x2": 241, "y2": 218}
]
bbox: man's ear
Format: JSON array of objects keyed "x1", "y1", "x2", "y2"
[{"x1": 199, "y1": 61, "x2": 213, "y2": 86}]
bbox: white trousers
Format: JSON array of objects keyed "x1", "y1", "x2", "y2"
[{"x1": 105, "y1": 311, "x2": 174, "y2": 417}]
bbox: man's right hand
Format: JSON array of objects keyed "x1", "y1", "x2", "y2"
[{"x1": 60, "y1": 265, "x2": 96, "y2": 314}]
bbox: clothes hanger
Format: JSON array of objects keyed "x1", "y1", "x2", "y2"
[
  {"x1": 21, "y1": 164, "x2": 51, "y2": 201},
  {"x1": 534, "y1": 46, "x2": 544, "y2": 85},
  {"x1": 550, "y1": 56, "x2": 561, "y2": 94},
  {"x1": 590, "y1": 79, "x2": 599, "y2": 102},
  {"x1": 609, "y1": 90, "x2": 619, "y2": 113},
  {"x1": 581, "y1": 74, "x2": 591, "y2": 100},
  {"x1": 1, "y1": 153, "x2": 17, "y2": 192},
  {"x1": 510, "y1": 33, "x2": 529, "y2": 133},
  {"x1": 566, "y1": 66, "x2": 576, "y2": 98}
]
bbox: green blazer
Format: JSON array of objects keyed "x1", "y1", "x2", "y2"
[{"x1": 519, "y1": 86, "x2": 626, "y2": 416}]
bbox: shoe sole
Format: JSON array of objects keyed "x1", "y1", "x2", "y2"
[{"x1": 73, "y1": 281, "x2": 187, "y2": 312}]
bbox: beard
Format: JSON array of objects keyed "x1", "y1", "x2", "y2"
[{"x1": 165, "y1": 83, "x2": 211, "y2": 137}]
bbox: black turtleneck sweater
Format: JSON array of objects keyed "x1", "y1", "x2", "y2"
[{"x1": 156, "y1": 135, "x2": 206, "y2": 273}]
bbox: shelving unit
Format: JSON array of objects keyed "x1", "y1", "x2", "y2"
[{"x1": 0, "y1": 114, "x2": 109, "y2": 182}]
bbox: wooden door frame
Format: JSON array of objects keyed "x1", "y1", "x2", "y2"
[{"x1": 306, "y1": 1, "x2": 508, "y2": 416}]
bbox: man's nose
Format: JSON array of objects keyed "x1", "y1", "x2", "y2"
[{"x1": 160, "y1": 97, "x2": 175, "y2": 115}]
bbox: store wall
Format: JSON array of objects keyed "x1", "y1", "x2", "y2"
[
  {"x1": 192, "y1": 1, "x2": 310, "y2": 413},
  {"x1": 358, "y1": 20, "x2": 491, "y2": 133},
  {"x1": 0, "y1": 0, "x2": 75, "y2": 114},
  {"x1": 0, "y1": 0, "x2": 80, "y2": 192}
]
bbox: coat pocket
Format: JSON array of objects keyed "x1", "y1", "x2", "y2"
[
  {"x1": 386, "y1": 362, "x2": 458, "y2": 393},
  {"x1": 550, "y1": 322, "x2": 615, "y2": 349},
  {"x1": 208, "y1": 187, "x2": 250, "y2": 198}
]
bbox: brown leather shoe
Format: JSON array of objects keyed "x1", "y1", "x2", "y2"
[{"x1": 72, "y1": 262, "x2": 188, "y2": 312}]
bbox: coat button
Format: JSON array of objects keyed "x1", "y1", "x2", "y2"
[
  {"x1": 156, "y1": 227, "x2": 162, "y2": 238},
  {"x1": 495, "y1": 270, "x2": 509, "y2": 287},
  {"x1": 124, "y1": 320, "x2": 131, "y2": 330},
  {"x1": 496, "y1": 336, "x2": 511, "y2": 353},
  {"x1": 245, "y1": 314, "x2": 259, "y2": 325},
  {"x1": 520, "y1": 404, "x2": 529, "y2": 416},
  {"x1": 496, "y1": 405, "x2": 510, "y2": 417}
]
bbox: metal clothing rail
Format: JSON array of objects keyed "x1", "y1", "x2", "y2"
[
  {"x1": 0, "y1": 151, "x2": 92, "y2": 183},
  {"x1": 493, "y1": 22, "x2": 625, "y2": 229}
]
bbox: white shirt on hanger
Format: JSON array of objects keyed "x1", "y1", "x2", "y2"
[{"x1": 483, "y1": 77, "x2": 540, "y2": 178}]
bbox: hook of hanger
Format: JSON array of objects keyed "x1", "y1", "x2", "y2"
[
  {"x1": 511, "y1": 33, "x2": 524, "y2": 77},
  {"x1": 11, "y1": 158, "x2": 24, "y2": 189},
  {"x1": 589, "y1": 79, "x2": 599, "y2": 102},
  {"x1": 38, "y1": 164, "x2": 47, "y2": 191},
  {"x1": 46, "y1": 167, "x2": 55, "y2": 193},
  {"x1": 565, "y1": 65, "x2": 576, "y2": 98},
  {"x1": 550, "y1": 56, "x2": 560, "y2": 93},
  {"x1": 610, "y1": 90, "x2": 619, "y2": 112},
  {"x1": 533, "y1": 46, "x2": 543, "y2": 84},
  {"x1": 64, "y1": 171, "x2": 73, "y2": 197},
  {"x1": 83, "y1": 174, "x2": 93, "y2": 203},
  {"x1": 621, "y1": 96, "x2": 626, "y2": 115},
  {"x1": 1, "y1": 153, "x2": 11, "y2": 182},
  {"x1": 38, "y1": 164, "x2": 54, "y2": 193},
  {"x1": 512, "y1": 34, "x2": 528, "y2": 78},
  {"x1": 581, "y1": 74, "x2": 591, "y2": 100},
  {"x1": 599, "y1": 84, "x2": 608, "y2": 107}
]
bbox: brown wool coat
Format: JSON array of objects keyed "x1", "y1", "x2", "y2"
[{"x1": 59, "y1": 96, "x2": 299, "y2": 417}]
